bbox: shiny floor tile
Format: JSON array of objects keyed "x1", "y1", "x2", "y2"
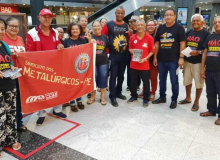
[{"x1": 2, "y1": 72, "x2": 220, "y2": 160}]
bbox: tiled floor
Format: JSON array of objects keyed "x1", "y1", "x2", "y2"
[{"x1": 2, "y1": 71, "x2": 220, "y2": 160}]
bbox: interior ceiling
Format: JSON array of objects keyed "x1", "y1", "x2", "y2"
[{"x1": 44, "y1": 0, "x2": 113, "y2": 4}]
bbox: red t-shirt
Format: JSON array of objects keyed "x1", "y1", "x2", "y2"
[
  {"x1": 129, "y1": 32, "x2": 155, "y2": 70},
  {"x1": 3, "y1": 33, "x2": 26, "y2": 67}
]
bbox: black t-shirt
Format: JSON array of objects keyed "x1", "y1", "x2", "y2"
[
  {"x1": 0, "y1": 45, "x2": 15, "y2": 92},
  {"x1": 80, "y1": 32, "x2": 88, "y2": 40},
  {"x1": 155, "y1": 23, "x2": 186, "y2": 62},
  {"x1": 106, "y1": 21, "x2": 129, "y2": 55},
  {"x1": 63, "y1": 37, "x2": 88, "y2": 48},
  {"x1": 203, "y1": 33, "x2": 220, "y2": 72},
  {"x1": 185, "y1": 28, "x2": 210, "y2": 64},
  {"x1": 92, "y1": 34, "x2": 109, "y2": 66}
]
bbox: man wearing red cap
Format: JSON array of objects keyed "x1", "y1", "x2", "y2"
[{"x1": 26, "y1": 8, "x2": 66, "y2": 126}]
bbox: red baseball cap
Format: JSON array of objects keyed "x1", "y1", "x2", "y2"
[{"x1": 39, "y1": 8, "x2": 54, "y2": 17}]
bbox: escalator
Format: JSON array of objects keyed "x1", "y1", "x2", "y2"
[
  {"x1": 87, "y1": 0, "x2": 151, "y2": 29},
  {"x1": 88, "y1": 0, "x2": 127, "y2": 23}
]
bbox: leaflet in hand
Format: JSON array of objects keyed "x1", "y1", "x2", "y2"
[
  {"x1": 181, "y1": 47, "x2": 192, "y2": 57},
  {"x1": 132, "y1": 49, "x2": 143, "y2": 62},
  {"x1": 176, "y1": 66, "x2": 180, "y2": 75},
  {"x1": 3, "y1": 68, "x2": 22, "y2": 79}
]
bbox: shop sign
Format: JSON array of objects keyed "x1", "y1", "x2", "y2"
[{"x1": 0, "y1": 6, "x2": 18, "y2": 13}]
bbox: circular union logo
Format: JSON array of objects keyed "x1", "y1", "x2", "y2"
[{"x1": 75, "y1": 53, "x2": 90, "y2": 74}]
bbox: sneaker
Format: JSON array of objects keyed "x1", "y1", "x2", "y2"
[
  {"x1": 143, "y1": 100, "x2": 149, "y2": 108},
  {"x1": 127, "y1": 97, "x2": 137, "y2": 103},
  {"x1": 77, "y1": 102, "x2": 85, "y2": 110},
  {"x1": 52, "y1": 110, "x2": 67, "y2": 119},
  {"x1": 36, "y1": 117, "x2": 45, "y2": 126},
  {"x1": 126, "y1": 87, "x2": 130, "y2": 91}
]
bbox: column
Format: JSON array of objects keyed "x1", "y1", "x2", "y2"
[
  {"x1": 175, "y1": 0, "x2": 196, "y2": 30},
  {"x1": 210, "y1": 3, "x2": 220, "y2": 31},
  {"x1": 30, "y1": 0, "x2": 44, "y2": 25}
]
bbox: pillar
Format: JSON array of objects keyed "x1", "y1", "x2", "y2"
[
  {"x1": 210, "y1": 3, "x2": 220, "y2": 31},
  {"x1": 175, "y1": 0, "x2": 196, "y2": 30},
  {"x1": 30, "y1": 0, "x2": 44, "y2": 25}
]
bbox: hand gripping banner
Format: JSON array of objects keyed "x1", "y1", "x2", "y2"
[{"x1": 17, "y1": 43, "x2": 96, "y2": 113}]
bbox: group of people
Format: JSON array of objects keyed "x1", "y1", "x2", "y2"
[{"x1": 0, "y1": 5, "x2": 220, "y2": 157}]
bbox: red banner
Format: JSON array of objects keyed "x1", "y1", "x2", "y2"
[{"x1": 17, "y1": 43, "x2": 96, "y2": 114}]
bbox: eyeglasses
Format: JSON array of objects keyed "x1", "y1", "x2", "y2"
[
  {"x1": 147, "y1": 25, "x2": 156, "y2": 27},
  {"x1": 164, "y1": 15, "x2": 174, "y2": 17},
  {"x1": 92, "y1": 25, "x2": 101, "y2": 28},
  {"x1": 8, "y1": 25, "x2": 19, "y2": 29}
]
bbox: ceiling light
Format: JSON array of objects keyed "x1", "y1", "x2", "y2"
[
  {"x1": 23, "y1": 4, "x2": 25, "y2": 5},
  {"x1": 154, "y1": 8, "x2": 156, "y2": 10},
  {"x1": 145, "y1": 9, "x2": 148, "y2": 11}
]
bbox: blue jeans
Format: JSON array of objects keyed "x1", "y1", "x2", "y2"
[
  {"x1": 158, "y1": 61, "x2": 179, "y2": 102},
  {"x1": 205, "y1": 72, "x2": 220, "y2": 117},
  {"x1": 96, "y1": 63, "x2": 109, "y2": 88}
]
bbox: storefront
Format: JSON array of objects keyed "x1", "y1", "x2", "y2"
[{"x1": 0, "y1": 5, "x2": 19, "y2": 13}]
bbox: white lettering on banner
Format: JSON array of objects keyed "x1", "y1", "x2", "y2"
[
  {"x1": 26, "y1": 91, "x2": 58, "y2": 103},
  {"x1": 26, "y1": 95, "x2": 45, "y2": 103},
  {"x1": 45, "y1": 91, "x2": 58, "y2": 100},
  {"x1": 1, "y1": 7, "x2": 12, "y2": 13}
]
